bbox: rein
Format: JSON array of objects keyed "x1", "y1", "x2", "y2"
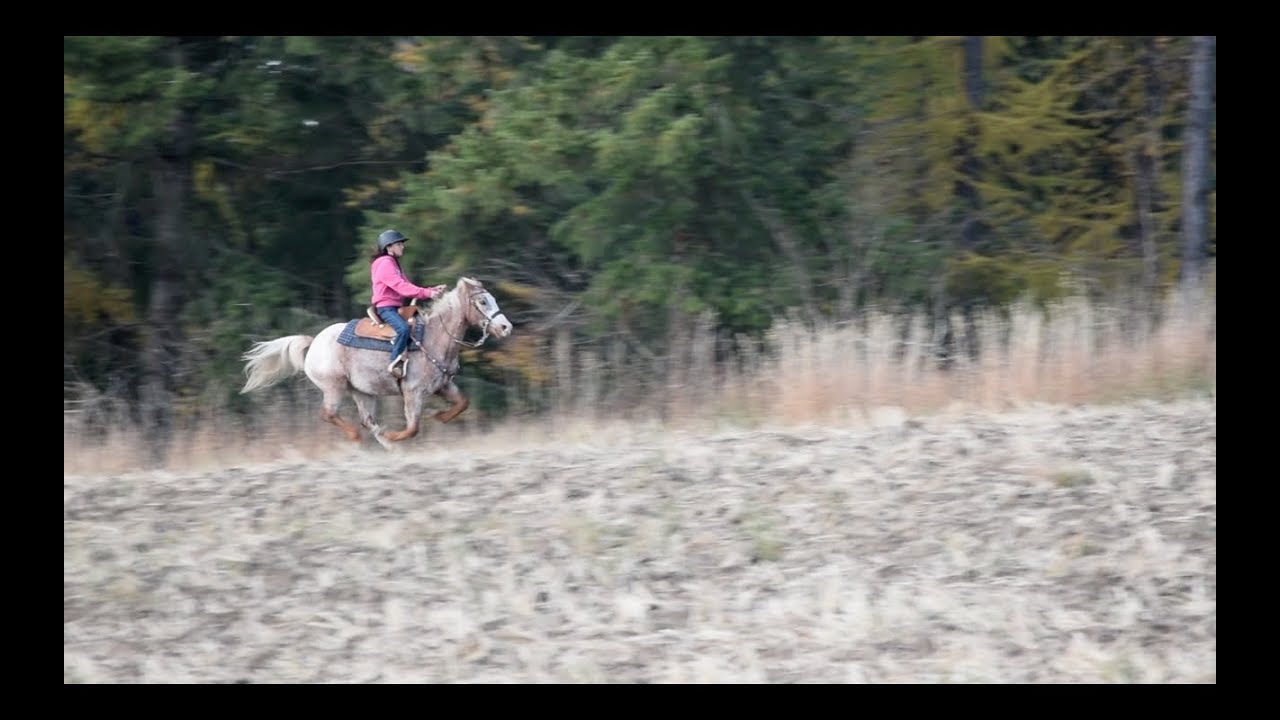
[
  {"x1": 433, "y1": 288, "x2": 498, "y2": 348},
  {"x1": 412, "y1": 335, "x2": 457, "y2": 380},
  {"x1": 436, "y1": 312, "x2": 491, "y2": 348},
  {"x1": 409, "y1": 287, "x2": 495, "y2": 380}
]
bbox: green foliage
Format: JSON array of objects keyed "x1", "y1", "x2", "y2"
[
  {"x1": 180, "y1": 252, "x2": 332, "y2": 414},
  {"x1": 64, "y1": 255, "x2": 140, "y2": 393},
  {"x1": 945, "y1": 251, "x2": 1073, "y2": 307},
  {"x1": 64, "y1": 256, "x2": 136, "y2": 327},
  {"x1": 64, "y1": 36, "x2": 1216, "y2": 422},
  {"x1": 383, "y1": 37, "x2": 897, "y2": 351}
]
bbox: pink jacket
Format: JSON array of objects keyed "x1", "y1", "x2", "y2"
[{"x1": 371, "y1": 256, "x2": 440, "y2": 308}]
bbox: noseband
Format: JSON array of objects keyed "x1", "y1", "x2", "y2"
[{"x1": 436, "y1": 288, "x2": 501, "y2": 348}]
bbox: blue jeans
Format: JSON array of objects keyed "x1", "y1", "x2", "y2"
[{"x1": 376, "y1": 306, "x2": 411, "y2": 363}]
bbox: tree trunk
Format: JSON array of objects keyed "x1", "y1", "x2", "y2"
[
  {"x1": 957, "y1": 36, "x2": 984, "y2": 251},
  {"x1": 1180, "y1": 36, "x2": 1215, "y2": 286},
  {"x1": 1134, "y1": 37, "x2": 1163, "y2": 306},
  {"x1": 745, "y1": 193, "x2": 816, "y2": 316},
  {"x1": 962, "y1": 36, "x2": 984, "y2": 109},
  {"x1": 944, "y1": 36, "x2": 986, "y2": 366},
  {"x1": 140, "y1": 43, "x2": 196, "y2": 463},
  {"x1": 141, "y1": 165, "x2": 188, "y2": 461}
]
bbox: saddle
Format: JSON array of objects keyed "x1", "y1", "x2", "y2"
[{"x1": 353, "y1": 305, "x2": 420, "y2": 342}]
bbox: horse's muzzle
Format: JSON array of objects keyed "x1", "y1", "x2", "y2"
[{"x1": 490, "y1": 313, "x2": 513, "y2": 339}]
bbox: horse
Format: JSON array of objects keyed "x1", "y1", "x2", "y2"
[{"x1": 239, "y1": 276, "x2": 513, "y2": 448}]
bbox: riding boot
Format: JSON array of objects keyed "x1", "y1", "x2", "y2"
[{"x1": 388, "y1": 352, "x2": 407, "y2": 378}]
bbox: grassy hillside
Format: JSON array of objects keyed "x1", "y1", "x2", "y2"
[{"x1": 65, "y1": 397, "x2": 1215, "y2": 683}]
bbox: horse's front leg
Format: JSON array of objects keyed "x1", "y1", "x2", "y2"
[
  {"x1": 382, "y1": 388, "x2": 428, "y2": 443},
  {"x1": 433, "y1": 380, "x2": 469, "y2": 423}
]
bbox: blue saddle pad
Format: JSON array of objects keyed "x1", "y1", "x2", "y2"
[{"x1": 336, "y1": 318, "x2": 425, "y2": 352}]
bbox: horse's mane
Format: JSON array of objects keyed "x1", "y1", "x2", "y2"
[{"x1": 420, "y1": 277, "x2": 480, "y2": 324}]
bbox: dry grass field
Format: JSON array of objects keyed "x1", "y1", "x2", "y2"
[{"x1": 64, "y1": 291, "x2": 1215, "y2": 683}]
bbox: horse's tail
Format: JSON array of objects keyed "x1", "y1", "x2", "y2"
[{"x1": 240, "y1": 335, "x2": 314, "y2": 394}]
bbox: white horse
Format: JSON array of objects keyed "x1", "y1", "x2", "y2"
[{"x1": 240, "y1": 276, "x2": 513, "y2": 448}]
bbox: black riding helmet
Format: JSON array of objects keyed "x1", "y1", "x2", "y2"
[{"x1": 378, "y1": 229, "x2": 407, "y2": 251}]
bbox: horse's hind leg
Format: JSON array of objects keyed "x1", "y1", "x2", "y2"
[
  {"x1": 352, "y1": 391, "x2": 392, "y2": 449},
  {"x1": 319, "y1": 386, "x2": 361, "y2": 442},
  {"x1": 433, "y1": 381, "x2": 469, "y2": 424}
]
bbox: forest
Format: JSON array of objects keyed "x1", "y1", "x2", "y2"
[{"x1": 64, "y1": 36, "x2": 1216, "y2": 458}]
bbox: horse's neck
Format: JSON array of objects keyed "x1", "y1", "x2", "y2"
[{"x1": 424, "y1": 298, "x2": 466, "y2": 358}]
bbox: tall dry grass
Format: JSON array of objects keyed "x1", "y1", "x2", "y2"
[
  {"x1": 64, "y1": 287, "x2": 1214, "y2": 476},
  {"x1": 561, "y1": 285, "x2": 1214, "y2": 427},
  {"x1": 729, "y1": 287, "x2": 1215, "y2": 425}
]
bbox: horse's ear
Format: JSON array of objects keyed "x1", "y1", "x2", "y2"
[{"x1": 461, "y1": 276, "x2": 481, "y2": 287}]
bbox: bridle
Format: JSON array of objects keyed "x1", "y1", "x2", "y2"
[
  {"x1": 434, "y1": 286, "x2": 503, "y2": 348},
  {"x1": 400, "y1": 280, "x2": 505, "y2": 383}
]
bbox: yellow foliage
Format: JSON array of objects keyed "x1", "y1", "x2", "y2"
[
  {"x1": 984, "y1": 36, "x2": 1018, "y2": 67},
  {"x1": 975, "y1": 111, "x2": 1080, "y2": 157},
  {"x1": 64, "y1": 258, "x2": 136, "y2": 328},
  {"x1": 65, "y1": 79, "x2": 126, "y2": 154},
  {"x1": 492, "y1": 280, "x2": 544, "y2": 302},
  {"x1": 487, "y1": 334, "x2": 551, "y2": 385},
  {"x1": 946, "y1": 251, "x2": 1070, "y2": 306},
  {"x1": 343, "y1": 178, "x2": 405, "y2": 209},
  {"x1": 193, "y1": 160, "x2": 217, "y2": 199},
  {"x1": 972, "y1": 177, "x2": 1029, "y2": 204},
  {"x1": 192, "y1": 160, "x2": 247, "y2": 246},
  {"x1": 391, "y1": 40, "x2": 429, "y2": 72}
]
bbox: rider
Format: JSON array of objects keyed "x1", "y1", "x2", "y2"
[{"x1": 370, "y1": 229, "x2": 447, "y2": 378}]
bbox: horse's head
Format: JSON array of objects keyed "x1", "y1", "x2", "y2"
[{"x1": 455, "y1": 277, "x2": 513, "y2": 341}]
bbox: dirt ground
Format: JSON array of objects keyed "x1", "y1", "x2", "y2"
[{"x1": 64, "y1": 398, "x2": 1216, "y2": 683}]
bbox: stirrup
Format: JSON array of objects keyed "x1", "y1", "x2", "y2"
[{"x1": 388, "y1": 354, "x2": 407, "y2": 378}]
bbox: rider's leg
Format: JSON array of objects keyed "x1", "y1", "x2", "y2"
[{"x1": 376, "y1": 307, "x2": 411, "y2": 376}]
